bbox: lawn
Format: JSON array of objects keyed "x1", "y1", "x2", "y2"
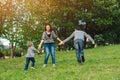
[{"x1": 0, "y1": 45, "x2": 120, "y2": 80}]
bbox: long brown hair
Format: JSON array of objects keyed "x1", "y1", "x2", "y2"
[{"x1": 44, "y1": 24, "x2": 52, "y2": 31}]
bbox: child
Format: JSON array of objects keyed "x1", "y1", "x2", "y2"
[
  {"x1": 24, "y1": 41, "x2": 38, "y2": 70},
  {"x1": 59, "y1": 27, "x2": 95, "y2": 64}
]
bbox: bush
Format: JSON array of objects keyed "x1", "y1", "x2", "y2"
[
  {"x1": 14, "y1": 48, "x2": 24, "y2": 57},
  {"x1": 2, "y1": 50, "x2": 10, "y2": 56},
  {"x1": 94, "y1": 34, "x2": 105, "y2": 45},
  {"x1": 94, "y1": 32, "x2": 117, "y2": 46},
  {"x1": 0, "y1": 48, "x2": 10, "y2": 56},
  {"x1": 0, "y1": 52, "x2": 5, "y2": 59},
  {"x1": 103, "y1": 32, "x2": 117, "y2": 44}
]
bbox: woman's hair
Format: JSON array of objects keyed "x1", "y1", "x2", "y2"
[
  {"x1": 27, "y1": 41, "x2": 33, "y2": 47},
  {"x1": 44, "y1": 24, "x2": 52, "y2": 31}
]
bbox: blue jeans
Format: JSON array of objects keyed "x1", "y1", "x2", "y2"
[
  {"x1": 24, "y1": 57, "x2": 35, "y2": 70},
  {"x1": 44, "y1": 43, "x2": 55, "y2": 64},
  {"x1": 74, "y1": 39, "x2": 84, "y2": 63}
]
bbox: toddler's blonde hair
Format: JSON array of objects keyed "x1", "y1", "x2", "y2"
[{"x1": 27, "y1": 41, "x2": 33, "y2": 47}]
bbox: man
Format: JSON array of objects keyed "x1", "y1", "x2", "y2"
[{"x1": 59, "y1": 27, "x2": 95, "y2": 64}]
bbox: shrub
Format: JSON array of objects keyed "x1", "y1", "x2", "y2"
[
  {"x1": 94, "y1": 34, "x2": 105, "y2": 45},
  {"x1": 13, "y1": 48, "x2": 23, "y2": 57}
]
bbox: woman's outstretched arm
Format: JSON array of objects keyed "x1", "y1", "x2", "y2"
[
  {"x1": 57, "y1": 37, "x2": 62, "y2": 42},
  {"x1": 52, "y1": 31, "x2": 62, "y2": 42},
  {"x1": 38, "y1": 40, "x2": 44, "y2": 50}
]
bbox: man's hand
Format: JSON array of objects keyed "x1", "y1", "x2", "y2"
[
  {"x1": 92, "y1": 42, "x2": 95, "y2": 45},
  {"x1": 92, "y1": 42, "x2": 96, "y2": 48}
]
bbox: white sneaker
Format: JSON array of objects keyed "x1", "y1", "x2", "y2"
[
  {"x1": 53, "y1": 64, "x2": 56, "y2": 67},
  {"x1": 30, "y1": 67, "x2": 35, "y2": 69},
  {"x1": 43, "y1": 64, "x2": 47, "y2": 68}
]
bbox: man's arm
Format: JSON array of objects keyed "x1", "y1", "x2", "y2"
[
  {"x1": 84, "y1": 32, "x2": 95, "y2": 44},
  {"x1": 62, "y1": 32, "x2": 74, "y2": 44}
]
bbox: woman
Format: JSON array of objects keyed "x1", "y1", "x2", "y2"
[
  {"x1": 59, "y1": 27, "x2": 95, "y2": 64},
  {"x1": 38, "y1": 24, "x2": 62, "y2": 67}
]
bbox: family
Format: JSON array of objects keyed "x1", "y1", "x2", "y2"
[{"x1": 24, "y1": 24, "x2": 95, "y2": 70}]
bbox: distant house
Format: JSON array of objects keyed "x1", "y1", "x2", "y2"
[
  {"x1": 0, "y1": 43, "x2": 6, "y2": 50},
  {"x1": 0, "y1": 38, "x2": 10, "y2": 50}
]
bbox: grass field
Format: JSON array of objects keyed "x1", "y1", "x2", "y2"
[{"x1": 0, "y1": 45, "x2": 120, "y2": 80}]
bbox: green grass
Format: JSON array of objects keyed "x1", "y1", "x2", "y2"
[{"x1": 0, "y1": 45, "x2": 120, "y2": 80}]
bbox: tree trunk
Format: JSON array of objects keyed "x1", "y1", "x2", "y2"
[{"x1": 10, "y1": 44, "x2": 14, "y2": 58}]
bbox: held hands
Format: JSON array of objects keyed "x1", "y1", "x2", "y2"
[{"x1": 59, "y1": 41, "x2": 64, "y2": 45}]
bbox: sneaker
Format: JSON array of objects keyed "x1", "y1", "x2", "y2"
[
  {"x1": 82, "y1": 56, "x2": 85, "y2": 62},
  {"x1": 43, "y1": 64, "x2": 47, "y2": 68},
  {"x1": 30, "y1": 67, "x2": 36, "y2": 69},
  {"x1": 78, "y1": 63, "x2": 82, "y2": 65},
  {"x1": 53, "y1": 64, "x2": 56, "y2": 67},
  {"x1": 24, "y1": 69, "x2": 28, "y2": 71}
]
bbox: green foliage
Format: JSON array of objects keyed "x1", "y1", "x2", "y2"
[
  {"x1": 94, "y1": 34, "x2": 104, "y2": 45},
  {"x1": 0, "y1": 49, "x2": 10, "y2": 56},
  {"x1": 94, "y1": 32, "x2": 117, "y2": 45},
  {"x1": 103, "y1": 32, "x2": 117, "y2": 44},
  {"x1": 0, "y1": 0, "x2": 120, "y2": 49}
]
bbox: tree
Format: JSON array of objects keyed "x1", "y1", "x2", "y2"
[{"x1": 0, "y1": 0, "x2": 120, "y2": 53}]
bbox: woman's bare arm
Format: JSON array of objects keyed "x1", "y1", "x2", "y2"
[{"x1": 38, "y1": 40, "x2": 44, "y2": 50}]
